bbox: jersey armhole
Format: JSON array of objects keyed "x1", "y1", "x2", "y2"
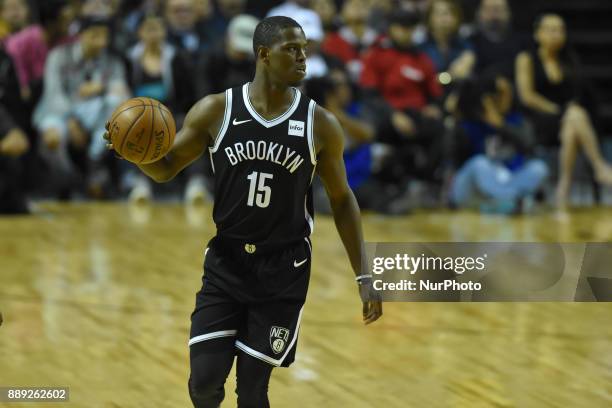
[
  {"x1": 209, "y1": 88, "x2": 233, "y2": 153},
  {"x1": 306, "y1": 99, "x2": 317, "y2": 166}
]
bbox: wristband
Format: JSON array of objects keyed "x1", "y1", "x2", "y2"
[{"x1": 355, "y1": 274, "x2": 372, "y2": 282}]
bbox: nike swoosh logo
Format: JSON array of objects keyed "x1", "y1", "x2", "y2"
[
  {"x1": 294, "y1": 258, "x2": 307, "y2": 267},
  {"x1": 232, "y1": 118, "x2": 252, "y2": 125}
]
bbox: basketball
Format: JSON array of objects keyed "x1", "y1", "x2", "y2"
[{"x1": 107, "y1": 97, "x2": 176, "y2": 164}]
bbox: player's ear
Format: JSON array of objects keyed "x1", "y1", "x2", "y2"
[{"x1": 258, "y1": 46, "x2": 270, "y2": 65}]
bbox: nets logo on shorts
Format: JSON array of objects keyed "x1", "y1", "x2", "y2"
[{"x1": 270, "y1": 326, "x2": 290, "y2": 354}]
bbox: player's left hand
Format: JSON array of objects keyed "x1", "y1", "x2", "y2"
[
  {"x1": 359, "y1": 281, "x2": 383, "y2": 324},
  {"x1": 104, "y1": 121, "x2": 123, "y2": 159}
]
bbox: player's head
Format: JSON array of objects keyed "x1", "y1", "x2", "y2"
[{"x1": 253, "y1": 16, "x2": 307, "y2": 86}]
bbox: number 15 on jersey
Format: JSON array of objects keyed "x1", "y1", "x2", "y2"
[{"x1": 246, "y1": 171, "x2": 273, "y2": 208}]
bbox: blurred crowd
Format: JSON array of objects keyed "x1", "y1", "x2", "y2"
[{"x1": 0, "y1": 0, "x2": 611, "y2": 215}]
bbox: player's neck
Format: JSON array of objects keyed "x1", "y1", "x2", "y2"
[{"x1": 249, "y1": 71, "x2": 294, "y2": 115}]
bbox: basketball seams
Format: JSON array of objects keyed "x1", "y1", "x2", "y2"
[
  {"x1": 111, "y1": 97, "x2": 175, "y2": 163},
  {"x1": 140, "y1": 99, "x2": 156, "y2": 163},
  {"x1": 117, "y1": 107, "x2": 147, "y2": 155},
  {"x1": 158, "y1": 104, "x2": 172, "y2": 148},
  {"x1": 108, "y1": 101, "x2": 146, "y2": 126},
  {"x1": 156, "y1": 104, "x2": 172, "y2": 163}
]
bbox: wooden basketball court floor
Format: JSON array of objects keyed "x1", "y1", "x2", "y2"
[{"x1": 1, "y1": 202, "x2": 612, "y2": 407}]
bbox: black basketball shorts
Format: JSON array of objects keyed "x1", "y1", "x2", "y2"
[{"x1": 189, "y1": 236, "x2": 312, "y2": 367}]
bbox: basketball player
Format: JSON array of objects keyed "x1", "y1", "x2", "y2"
[{"x1": 105, "y1": 16, "x2": 382, "y2": 407}]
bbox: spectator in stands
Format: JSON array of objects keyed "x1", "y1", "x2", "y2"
[
  {"x1": 306, "y1": 70, "x2": 410, "y2": 214},
  {"x1": 470, "y1": 0, "x2": 522, "y2": 77},
  {"x1": 360, "y1": 9, "x2": 445, "y2": 181},
  {"x1": 33, "y1": 16, "x2": 130, "y2": 198},
  {"x1": 310, "y1": 0, "x2": 337, "y2": 34},
  {"x1": 193, "y1": 0, "x2": 212, "y2": 21},
  {"x1": 419, "y1": 0, "x2": 474, "y2": 83},
  {"x1": 165, "y1": 0, "x2": 210, "y2": 58},
  {"x1": 266, "y1": 0, "x2": 311, "y2": 19},
  {"x1": 81, "y1": 0, "x2": 116, "y2": 17},
  {"x1": 321, "y1": 0, "x2": 378, "y2": 82},
  {"x1": 0, "y1": 0, "x2": 29, "y2": 39},
  {"x1": 450, "y1": 73, "x2": 548, "y2": 214},
  {"x1": 4, "y1": 0, "x2": 78, "y2": 101},
  {"x1": 365, "y1": 0, "x2": 392, "y2": 34},
  {"x1": 204, "y1": 0, "x2": 246, "y2": 44},
  {"x1": 516, "y1": 13, "x2": 612, "y2": 209},
  {"x1": 114, "y1": 0, "x2": 164, "y2": 51},
  {"x1": 0, "y1": 47, "x2": 27, "y2": 129},
  {"x1": 361, "y1": 10, "x2": 442, "y2": 117},
  {"x1": 128, "y1": 13, "x2": 194, "y2": 121},
  {"x1": 175, "y1": 13, "x2": 259, "y2": 205},
  {"x1": 0, "y1": 45, "x2": 36, "y2": 192},
  {"x1": 122, "y1": 11, "x2": 197, "y2": 202},
  {"x1": 0, "y1": 105, "x2": 29, "y2": 214},
  {"x1": 267, "y1": 0, "x2": 337, "y2": 79},
  {"x1": 195, "y1": 13, "x2": 257, "y2": 98}
]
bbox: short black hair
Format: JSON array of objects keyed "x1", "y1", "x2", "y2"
[{"x1": 252, "y1": 16, "x2": 303, "y2": 56}]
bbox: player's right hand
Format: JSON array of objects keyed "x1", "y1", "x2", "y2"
[{"x1": 358, "y1": 280, "x2": 383, "y2": 325}]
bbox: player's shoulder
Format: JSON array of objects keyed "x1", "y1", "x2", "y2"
[
  {"x1": 194, "y1": 92, "x2": 227, "y2": 114},
  {"x1": 185, "y1": 91, "x2": 227, "y2": 125},
  {"x1": 313, "y1": 104, "x2": 342, "y2": 135},
  {"x1": 313, "y1": 104, "x2": 343, "y2": 153}
]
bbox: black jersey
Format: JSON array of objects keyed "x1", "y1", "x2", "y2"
[{"x1": 208, "y1": 82, "x2": 317, "y2": 247}]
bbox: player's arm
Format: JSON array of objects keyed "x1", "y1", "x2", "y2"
[
  {"x1": 314, "y1": 105, "x2": 382, "y2": 325},
  {"x1": 105, "y1": 93, "x2": 225, "y2": 182}
]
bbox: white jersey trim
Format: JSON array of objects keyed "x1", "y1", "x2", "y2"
[
  {"x1": 188, "y1": 329, "x2": 237, "y2": 346},
  {"x1": 242, "y1": 82, "x2": 301, "y2": 128},
  {"x1": 306, "y1": 100, "x2": 317, "y2": 165},
  {"x1": 305, "y1": 194, "x2": 314, "y2": 234},
  {"x1": 209, "y1": 149, "x2": 215, "y2": 174},
  {"x1": 209, "y1": 88, "x2": 233, "y2": 153},
  {"x1": 234, "y1": 305, "x2": 304, "y2": 367},
  {"x1": 304, "y1": 236, "x2": 312, "y2": 253}
]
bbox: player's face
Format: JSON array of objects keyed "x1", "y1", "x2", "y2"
[{"x1": 266, "y1": 27, "x2": 308, "y2": 86}]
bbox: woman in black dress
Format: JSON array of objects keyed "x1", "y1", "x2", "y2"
[{"x1": 515, "y1": 13, "x2": 612, "y2": 208}]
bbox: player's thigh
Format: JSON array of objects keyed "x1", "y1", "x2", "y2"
[{"x1": 189, "y1": 276, "x2": 245, "y2": 346}]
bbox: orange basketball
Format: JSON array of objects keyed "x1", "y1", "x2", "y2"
[{"x1": 107, "y1": 97, "x2": 176, "y2": 164}]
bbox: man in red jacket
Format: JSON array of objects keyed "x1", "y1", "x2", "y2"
[{"x1": 359, "y1": 9, "x2": 446, "y2": 181}]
